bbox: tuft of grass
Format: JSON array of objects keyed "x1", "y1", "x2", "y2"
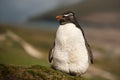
[{"x1": 0, "y1": 64, "x2": 88, "y2": 80}]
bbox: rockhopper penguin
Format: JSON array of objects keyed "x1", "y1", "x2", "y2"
[{"x1": 49, "y1": 11, "x2": 93, "y2": 76}]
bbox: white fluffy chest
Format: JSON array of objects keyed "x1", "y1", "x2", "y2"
[
  {"x1": 56, "y1": 23, "x2": 85, "y2": 49},
  {"x1": 53, "y1": 23, "x2": 89, "y2": 74}
]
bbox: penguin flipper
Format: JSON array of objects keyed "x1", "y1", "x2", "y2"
[
  {"x1": 49, "y1": 42, "x2": 55, "y2": 63},
  {"x1": 86, "y1": 42, "x2": 94, "y2": 64}
]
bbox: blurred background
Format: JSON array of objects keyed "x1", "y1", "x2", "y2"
[{"x1": 0, "y1": 0, "x2": 120, "y2": 80}]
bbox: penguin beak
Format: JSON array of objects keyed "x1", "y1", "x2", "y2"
[{"x1": 56, "y1": 15, "x2": 63, "y2": 20}]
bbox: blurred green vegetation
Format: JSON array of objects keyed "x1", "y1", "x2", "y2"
[
  {"x1": 0, "y1": 26, "x2": 7, "y2": 34},
  {"x1": 0, "y1": 24, "x2": 120, "y2": 80},
  {"x1": 0, "y1": 24, "x2": 54, "y2": 66}
]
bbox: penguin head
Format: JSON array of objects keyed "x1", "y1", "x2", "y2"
[{"x1": 56, "y1": 11, "x2": 77, "y2": 25}]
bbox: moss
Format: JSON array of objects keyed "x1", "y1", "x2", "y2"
[{"x1": 0, "y1": 64, "x2": 88, "y2": 80}]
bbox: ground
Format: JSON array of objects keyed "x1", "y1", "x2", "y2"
[
  {"x1": 0, "y1": 24, "x2": 120, "y2": 80},
  {"x1": 0, "y1": 64, "x2": 88, "y2": 80}
]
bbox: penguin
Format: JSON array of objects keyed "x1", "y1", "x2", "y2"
[{"x1": 49, "y1": 11, "x2": 93, "y2": 76}]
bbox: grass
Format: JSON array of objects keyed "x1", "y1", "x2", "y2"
[
  {"x1": 0, "y1": 64, "x2": 88, "y2": 80},
  {"x1": 6, "y1": 25, "x2": 56, "y2": 54},
  {"x1": 0, "y1": 31, "x2": 49, "y2": 66},
  {"x1": 0, "y1": 24, "x2": 120, "y2": 80}
]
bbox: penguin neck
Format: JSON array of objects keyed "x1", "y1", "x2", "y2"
[
  {"x1": 60, "y1": 21, "x2": 80, "y2": 28},
  {"x1": 59, "y1": 22, "x2": 81, "y2": 31},
  {"x1": 59, "y1": 23, "x2": 76, "y2": 28},
  {"x1": 58, "y1": 23, "x2": 82, "y2": 36},
  {"x1": 60, "y1": 21, "x2": 71, "y2": 25}
]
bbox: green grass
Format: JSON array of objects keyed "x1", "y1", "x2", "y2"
[
  {"x1": 0, "y1": 64, "x2": 88, "y2": 80},
  {"x1": 6, "y1": 26, "x2": 56, "y2": 54},
  {"x1": 0, "y1": 24, "x2": 55, "y2": 66},
  {"x1": 0, "y1": 30, "x2": 49, "y2": 66},
  {"x1": 0, "y1": 24, "x2": 120, "y2": 80}
]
